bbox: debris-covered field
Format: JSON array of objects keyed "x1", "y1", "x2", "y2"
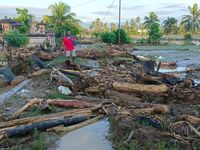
[{"x1": 0, "y1": 44, "x2": 200, "y2": 150}]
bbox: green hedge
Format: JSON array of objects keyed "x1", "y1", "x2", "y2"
[{"x1": 3, "y1": 31, "x2": 29, "y2": 47}]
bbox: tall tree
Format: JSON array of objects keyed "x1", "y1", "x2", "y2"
[
  {"x1": 181, "y1": 3, "x2": 200, "y2": 33},
  {"x1": 89, "y1": 18, "x2": 103, "y2": 33},
  {"x1": 144, "y1": 12, "x2": 160, "y2": 29},
  {"x1": 163, "y1": 17, "x2": 178, "y2": 35},
  {"x1": 103, "y1": 23, "x2": 109, "y2": 32},
  {"x1": 110, "y1": 22, "x2": 116, "y2": 31},
  {"x1": 124, "y1": 21, "x2": 130, "y2": 32},
  {"x1": 130, "y1": 19, "x2": 137, "y2": 34},
  {"x1": 14, "y1": 8, "x2": 33, "y2": 33},
  {"x1": 46, "y1": 2, "x2": 81, "y2": 36}
]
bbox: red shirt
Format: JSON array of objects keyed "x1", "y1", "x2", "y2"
[{"x1": 63, "y1": 37, "x2": 74, "y2": 51}]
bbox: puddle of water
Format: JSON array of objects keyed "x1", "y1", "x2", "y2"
[
  {"x1": 56, "y1": 119, "x2": 113, "y2": 150},
  {"x1": 158, "y1": 66, "x2": 186, "y2": 73}
]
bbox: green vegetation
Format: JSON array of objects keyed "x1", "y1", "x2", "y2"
[
  {"x1": 45, "y1": 93, "x2": 71, "y2": 99},
  {"x1": 135, "y1": 45, "x2": 199, "y2": 50},
  {"x1": 100, "y1": 29, "x2": 130, "y2": 45},
  {"x1": 14, "y1": 8, "x2": 32, "y2": 34},
  {"x1": 147, "y1": 23, "x2": 162, "y2": 44},
  {"x1": 181, "y1": 3, "x2": 200, "y2": 33},
  {"x1": 3, "y1": 31, "x2": 29, "y2": 47},
  {"x1": 163, "y1": 17, "x2": 178, "y2": 35},
  {"x1": 31, "y1": 130, "x2": 45, "y2": 150},
  {"x1": 43, "y1": 2, "x2": 81, "y2": 46},
  {"x1": 144, "y1": 12, "x2": 160, "y2": 29}
]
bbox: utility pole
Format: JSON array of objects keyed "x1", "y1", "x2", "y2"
[{"x1": 118, "y1": 0, "x2": 121, "y2": 48}]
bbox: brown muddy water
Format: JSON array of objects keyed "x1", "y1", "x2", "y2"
[{"x1": 55, "y1": 119, "x2": 113, "y2": 150}]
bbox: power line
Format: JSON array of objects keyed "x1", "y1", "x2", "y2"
[
  {"x1": 72, "y1": 0, "x2": 98, "y2": 8},
  {"x1": 102, "y1": 0, "x2": 116, "y2": 22}
]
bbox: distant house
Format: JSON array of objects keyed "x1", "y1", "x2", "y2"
[{"x1": 0, "y1": 18, "x2": 22, "y2": 33}]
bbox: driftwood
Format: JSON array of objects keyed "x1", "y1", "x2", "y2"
[
  {"x1": 6, "y1": 116, "x2": 89, "y2": 138},
  {"x1": 0, "y1": 79, "x2": 31, "y2": 104},
  {"x1": 182, "y1": 115, "x2": 200, "y2": 125},
  {"x1": 75, "y1": 96, "x2": 110, "y2": 102},
  {"x1": 161, "y1": 62, "x2": 177, "y2": 66},
  {"x1": 0, "y1": 108, "x2": 92, "y2": 129},
  {"x1": 32, "y1": 69, "x2": 49, "y2": 77},
  {"x1": 48, "y1": 115, "x2": 103, "y2": 133},
  {"x1": 112, "y1": 82, "x2": 169, "y2": 93},
  {"x1": 10, "y1": 98, "x2": 40, "y2": 119},
  {"x1": 48, "y1": 100, "x2": 93, "y2": 108},
  {"x1": 60, "y1": 69, "x2": 81, "y2": 77},
  {"x1": 31, "y1": 55, "x2": 49, "y2": 69},
  {"x1": 118, "y1": 104, "x2": 170, "y2": 115},
  {"x1": 51, "y1": 68, "x2": 73, "y2": 86}
]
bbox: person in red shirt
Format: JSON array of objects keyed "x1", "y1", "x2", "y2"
[{"x1": 63, "y1": 31, "x2": 77, "y2": 61}]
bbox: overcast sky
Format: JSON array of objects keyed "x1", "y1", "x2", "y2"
[{"x1": 0, "y1": 0, "x2": 199, "y2": 23}]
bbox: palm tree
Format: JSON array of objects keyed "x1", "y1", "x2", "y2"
[
  {"x1": 110, "y1": 22, "x2": 116, "y2": 31},
  {"x1": 163, "y1": 17, "x2": 178, "y2": 35},
  {"x1": 144, "y1": 12, "x2": 160, "y2": 29},
  {"x1": 181, "y1": 3, "x2": 200, "y2": 33},
  {"x1": 46, "y1": 2, "x2": 80, "y2": 35}
]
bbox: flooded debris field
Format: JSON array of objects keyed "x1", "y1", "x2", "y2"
[{"x1": 0, "y1": 44, "x2": 200, "y2": 150}]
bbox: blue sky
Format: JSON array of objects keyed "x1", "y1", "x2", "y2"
[{"x1": 0, "y1": 0, "x2": 199, "y2": 23}]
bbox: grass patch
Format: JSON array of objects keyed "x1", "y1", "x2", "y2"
[
  {"x1": 21, "y1": 105, "x2": 66, "y2": 118},
  {"x1": 46, "y1": 55, "x2": 66, "y2": 67},
  {"x1": 31, "y1": 130, "x2": 45, "y2": 150},
  {"x1": 45, "y1": 93, "x2": 72, "y2": 99}
]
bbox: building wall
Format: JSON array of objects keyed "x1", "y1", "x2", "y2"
[
  {"x1": 28, "y1": 36, "x2": 46, "y2": 47},
  {"x1": 1, "y1": 23, "x2": 11, "y2": 32}
]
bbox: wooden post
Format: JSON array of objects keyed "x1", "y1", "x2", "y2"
[{"x1": 118, "y1": 0, "x2": 121, "y2": 48}]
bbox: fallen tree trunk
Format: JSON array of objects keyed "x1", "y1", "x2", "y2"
[
  {"x1": 0, "y1": 108, "x2": 91, "y2": 129},
  {"x1": 118, "y1": 105, "x2": 170, "y2": 115},
  {"x1": 31, "y1": 55, "x2": 49, "y2": 69},
  {"x1": 48, "y1": 100, "x2": 93, "y2": 108},
  {"x1": 52, "y1": 68, "x2": 73, "y2": 86},
  {"x1": 112, "y1": 82, "x2": 169, "y2": 93},
  {"x1": 6, "y1": 116, "x2": 89, "y2": 138},
  {"x1": 48, "y1": 115, "x2": 103, "y2": 133}
]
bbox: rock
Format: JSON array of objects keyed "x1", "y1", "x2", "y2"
[
  {"x1": 10, "y1": 76, "x2": 25, "y2": 86},
  {"x1": 0, "y1": 75, "x2": 9, "y2": 87},
  {"x1": 0, "y1": 66, "x2": 16, "y2": 82},
  {"x1": 58, "y1": 86, "x2": 72, "y2": 95}
]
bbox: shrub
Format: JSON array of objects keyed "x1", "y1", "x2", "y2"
[
  {"x1": 114, "y1": 29, "x2": 130, "y2": 44},
  {"x1": 100, "y1": 32, "x2": 116, "y2": 44},
  {"x1": 184, "y1": 34, "x2": 192, "y2": 41},
  {"x1": 3, "y1": 31, "x2": 29, "y2": 47},
  {"x1": 100, "y1": 29, "x2": 130, "y2": 45}
]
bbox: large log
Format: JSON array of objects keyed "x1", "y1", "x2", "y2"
[
  {"x1": 0, "y1": 108, "x2": 91, "y2": 129},
  {"x1": 6, "y1": 116, "x2": 89, "y2": 138},
  {"x1": 52, "y1": 68, "x2": 73, "y2": 86},
  {"x1": 31, "y1": 55, "x2": 49, "y2": 69},
  {"x1": 48, "y1": 100, "x2": 93, "y2": 108},
  {"x1": 112, "y1": 82, "x2": 168, "y2": 93},
  {"x1": 48, "y1": 115, "x2": 103, "y2": 133}
]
